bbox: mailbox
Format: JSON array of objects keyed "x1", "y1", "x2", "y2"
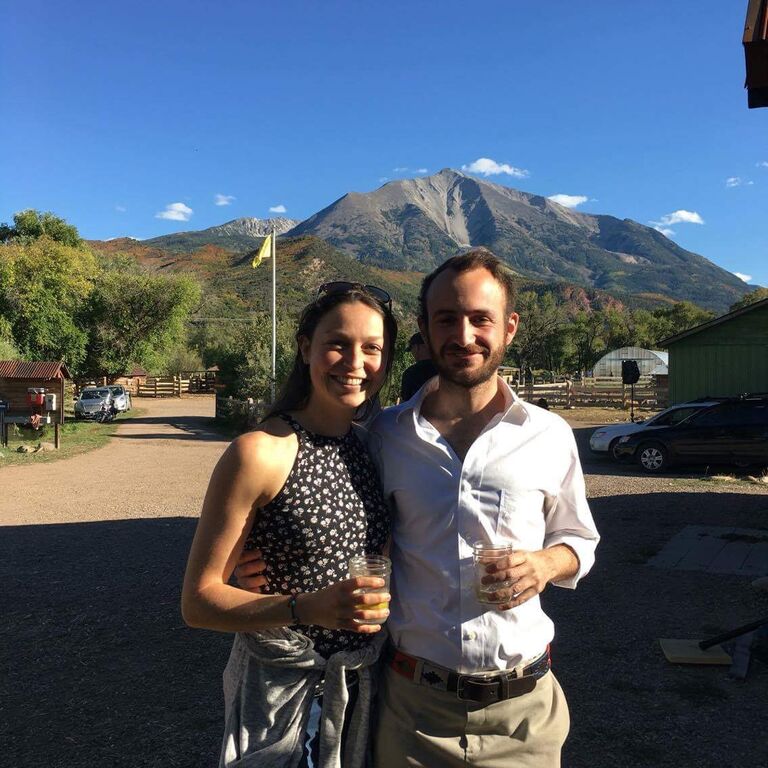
[
  {"x1": 27, "y1": 387, "x2": 46, "y2": 407},
  {"x1": 45, "y1": 393, "x2": 57, "y2": 411}
]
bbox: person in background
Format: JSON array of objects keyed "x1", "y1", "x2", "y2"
[
  {"x1": 399, "y1": 331, "x2": 438, "y2": 401},
  {"x1": 182, "y1": 282, "x2": 397, "y2": 768}
]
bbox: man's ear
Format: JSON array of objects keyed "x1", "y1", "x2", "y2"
[{"x1": 505, "y1": 312, "x2": 519, "y2": 346}]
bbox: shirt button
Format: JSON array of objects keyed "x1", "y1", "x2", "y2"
[{"x1": 464, "y1": 631, "x2": 477, "y2": 641}]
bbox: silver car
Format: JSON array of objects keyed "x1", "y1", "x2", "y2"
[
  {"x1": 589, "y1": 400, "x2": 723, "y2": 460},
  {"x1": 74, "y1": 387, "x2": 115, "y2": 419},
  {"x1": 107, "y1": 384, "x2": 132, "y2": 412}
]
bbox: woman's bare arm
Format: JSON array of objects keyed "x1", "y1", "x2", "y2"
[{"x1": 181, "y1": 428, "x2": 389, "y2": 633}]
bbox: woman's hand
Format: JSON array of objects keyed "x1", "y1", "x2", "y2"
[
  {"x1": 234, "y1": 548, "x2": 269, "y2": 592},
  {"x1": 299, "y1": 577, "x2": 390, "y2": 633}
]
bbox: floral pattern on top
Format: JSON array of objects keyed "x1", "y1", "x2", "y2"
[{"x1": 245, "y1": 414, "x2": 390, "y2": 657}]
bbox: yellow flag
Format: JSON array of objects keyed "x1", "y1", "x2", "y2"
[{"x1": 251, "y1": 233, "x2": 272, "y2": 268}]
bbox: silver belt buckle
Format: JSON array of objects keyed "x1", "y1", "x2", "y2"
[{"x1": 454, "y1": 672, "x2": 495, "y2": 702}]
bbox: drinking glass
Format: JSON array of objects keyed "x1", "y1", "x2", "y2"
[
  {"x1": 472, "y1": 542, "x2": 516, "y2": 604},
  {"x1": 348, "y1": 554, "x2": 391, "y2": 624}
]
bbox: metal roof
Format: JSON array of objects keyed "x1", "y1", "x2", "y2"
[
  {"x1": 660, "y1": 297, "x2": 768, "y2": 346},
  {"x1": 0, "y1": 360, "x2": 72, "y2": 379}
]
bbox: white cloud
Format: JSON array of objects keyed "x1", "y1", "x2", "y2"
[
  {"x1": 115, "y1": 205, "x2": 127, "y2": 213},
  {"x1": 734, "y1": 272, "x2": 752, "y2": 283},
  {"x1": 726, "y1": 177, "x2": 742, "y2": 188},
  {"x1": 416, "y1": 168, "x2": 428, "y2": 174},
  {"x1": 756, "y1": 161, "x2": 768, "y2": 168},
  {"x1": 269, "y1": 204, "x2": 287, "y2": 214},
  {"x1": 548, "y1": 194, "x2": 589, "y2": 209},
  {"x1": 214, "y1": 194, "x2": 236, "y2": 206},
  {"x1": 393, "y1": 167, "x2": 408, "y2": 173},
  {"x1": 649, "y1": 209, "x2": 704, "y2": 236},
  {"x1": 379, "y1": 176, "x2": 389, "y2": 183},
  {"x1": 155, "y1": 202, "x2": 193, "y2": 221},
  {"x1": 461, "y1": 157, "x2": 529, "y2": 178},
  {"x1": 660, "y1": 210, "x2": 704, "y2": 225}
]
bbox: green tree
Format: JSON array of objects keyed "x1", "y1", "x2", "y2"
[
  {"x1": 216, "y1": 314, "x2": 296, "y2": 402},
  {"x1": 568, "y1": 310, "x2": 608, "y2": 373},
  {"x1": 84, "y1": 271, "x2": 201, "y2": 377},
  {"x1": 729, "y1": 287, "x2": 768, "y2": 312},
  {"x1": 0, "y1": 315, "x2": 22, "y2": 359},
  {"x1": 508, "y1": 290, "x2": 567, "y2": 374},
  {"x1": 0, "y1": 209, "x2": 83, "y2": 247},
  {"x1": 651, "y1": 301, "x2": 714, "y2": 345},
  {"x1": 0, "y1": 236, "x2": 97, "y2": 370}
]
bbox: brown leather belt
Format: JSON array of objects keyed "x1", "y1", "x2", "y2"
[{"x1": 385, "y1": 645, "x2": 551, "y2": 705}]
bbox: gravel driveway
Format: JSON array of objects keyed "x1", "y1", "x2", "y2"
[{"x1": 2, "y1": 399, "x2": 767, "y2": 767}]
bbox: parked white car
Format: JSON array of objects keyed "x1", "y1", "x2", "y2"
[
  {"x1": 74, "y1": 387, "x2": 115, "y2": 419},
  {"x1": 589, "y1": 399, "x2": 724, "y2": 459},
  {"x1": 107, "y1": 384, "x2": 132, "y2": 412}
]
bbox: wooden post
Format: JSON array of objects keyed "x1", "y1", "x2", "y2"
[{"x1": 54, "y1": 420, "x2": 60, "y2": 450}]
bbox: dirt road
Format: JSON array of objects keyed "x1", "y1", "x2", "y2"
[
  {"x1": 0, "y1": 395, "x2": 227, "y2": 525},
  {"x1": 2, "y1": 399, "x2": 767, "y2": 768}
]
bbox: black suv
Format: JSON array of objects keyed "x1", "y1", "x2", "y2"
[{"x1": 613, "y1": 395, "x2": 768, "y2": 472}]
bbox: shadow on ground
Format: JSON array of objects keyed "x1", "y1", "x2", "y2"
[
  {"x1": 2, "y1": 491, "x2": 767, "y2": 768},
  {"x1": 110, "y1": 414, "x2": 228, "y2": 443}
]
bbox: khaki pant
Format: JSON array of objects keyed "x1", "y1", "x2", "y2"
[{"x1": 372, "y1": 666, "x2": 570, "y2": 767}]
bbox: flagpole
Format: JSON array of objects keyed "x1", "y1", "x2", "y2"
[{"x1": 270, "y1": 224, "x2": 276, "y2": 403}]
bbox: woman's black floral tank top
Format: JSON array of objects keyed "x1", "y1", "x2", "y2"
[{"x1": 245, "y1": 414, "x2": 390, "y2": 657}]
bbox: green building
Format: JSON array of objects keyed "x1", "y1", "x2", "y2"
[{"x1": 661, "y1": 297, "x2": 768, "y2": 404}]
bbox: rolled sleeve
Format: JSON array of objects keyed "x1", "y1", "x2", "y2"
[{"x1": 543, "y1": 429, "x2": 599, "y2": 589}]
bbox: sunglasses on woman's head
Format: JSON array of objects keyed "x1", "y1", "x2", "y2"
[{"x1": 317, "y1": 281, "x2": 392, "y2": 311}]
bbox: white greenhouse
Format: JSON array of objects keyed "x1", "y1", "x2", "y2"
[{"x1": 592, "y1": 347, "x2": 668, "y2": 378}]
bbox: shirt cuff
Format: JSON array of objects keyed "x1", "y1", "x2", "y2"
[{"x1": 543, "y1": 533, "x2": 598, "y2": 589}]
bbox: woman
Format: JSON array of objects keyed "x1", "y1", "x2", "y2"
[{"x1": 181, "y1": 282, "x2": 398, "y2": 768}]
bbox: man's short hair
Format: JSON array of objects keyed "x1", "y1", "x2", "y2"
[{"x1": 418, "y1": 247, "x2": 517, "y2": 323}]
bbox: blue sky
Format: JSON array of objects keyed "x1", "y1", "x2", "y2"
[{"x1": 1, "y1": 0, "x2": 766, "y2": 287}]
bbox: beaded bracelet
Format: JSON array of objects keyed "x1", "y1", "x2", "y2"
[{"x1": 288, "y1": 595, "x2": 301, "y2": 625}]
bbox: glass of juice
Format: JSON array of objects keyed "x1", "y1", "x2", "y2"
[
  {"x1": 348, "y1": 554, "x2": 391, "y2": 624},
  {"x1": 472, "y1": 542, "x2": 516, "y2": 604}
]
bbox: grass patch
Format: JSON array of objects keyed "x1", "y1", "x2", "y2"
[
  {"x1": 701, "y1": 470, "x2": 768, "y2": 487},
  {"x1": 0, "y1": 410, "x2": 142, "y2": 467}
]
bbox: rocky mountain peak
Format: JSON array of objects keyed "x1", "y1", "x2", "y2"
[{"x1": 207, "y1": 217, "x2": 298, "y2": 238}]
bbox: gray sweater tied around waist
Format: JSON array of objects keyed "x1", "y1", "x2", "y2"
[{"x1": 219, "y1": 627, "x2": 385, "y2": 768}]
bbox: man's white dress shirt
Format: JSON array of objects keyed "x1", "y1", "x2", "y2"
[{"x1": 368, "y1": 377, "x2": 599, "y2": 675}]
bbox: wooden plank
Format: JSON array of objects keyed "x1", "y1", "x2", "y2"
[
  {"x1": 676, "y1": 536, "x2": 729, "y2": 570},
  {"x1": 741, "y1": 542, "x2": 768, "y2": 575},
  {"x1": 708, "y1": 541, "x2": 756, "y2": 574},
  {"x1": 659, "y1": 638, "x2": 732, "y2": 665}
]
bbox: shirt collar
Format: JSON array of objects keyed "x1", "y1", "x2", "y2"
[{"x1": 395, "y1": 375, "x2": 530, "y2": 427}]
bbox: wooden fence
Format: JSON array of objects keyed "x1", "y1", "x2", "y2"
[
  {"x1": 136, "y1": 372, "x2": 218, "y2": 397},
  {"x1": 499, "y1": 375, "x2": 669, "y2": 410},
  {"x1": 215, "y1": 395, "x2": 268, "y2": 429}
]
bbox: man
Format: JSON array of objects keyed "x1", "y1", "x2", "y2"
[
  {"x1": 399, "y1": 331, "x2": 438, "y2": 401},
  {"x1": 368, "y1": 248, "x2": 598, "y2": 767},
  {"x1": 237, "y1": 248, "x2": 598, "y2": 766}
]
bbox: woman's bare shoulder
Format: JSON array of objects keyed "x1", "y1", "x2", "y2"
[{"x1": 227, "y1": 417, "x2": 297, "y2": 470}]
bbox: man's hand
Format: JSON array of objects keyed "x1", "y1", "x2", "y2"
[
  {"x1": 481, "y1": 544, "x2": 579, "y2": 610},
  {"x1": 234, "y1": 548, "x2": 269, "y2": 592}
]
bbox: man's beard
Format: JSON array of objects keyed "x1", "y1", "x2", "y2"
[{"x1": 429, "y1": 341, "x2": 507, "y2": 389}]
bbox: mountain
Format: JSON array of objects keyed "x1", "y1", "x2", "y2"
[
  {"x1": 88, "y1": 233, "x2": 644, "y2": 330},
  {"x1": 288, "y1": 169, "x2": 749, "y2": 312},
  {"x1": 142, "y1": 217, "x2": 299, "y2": 254}
]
